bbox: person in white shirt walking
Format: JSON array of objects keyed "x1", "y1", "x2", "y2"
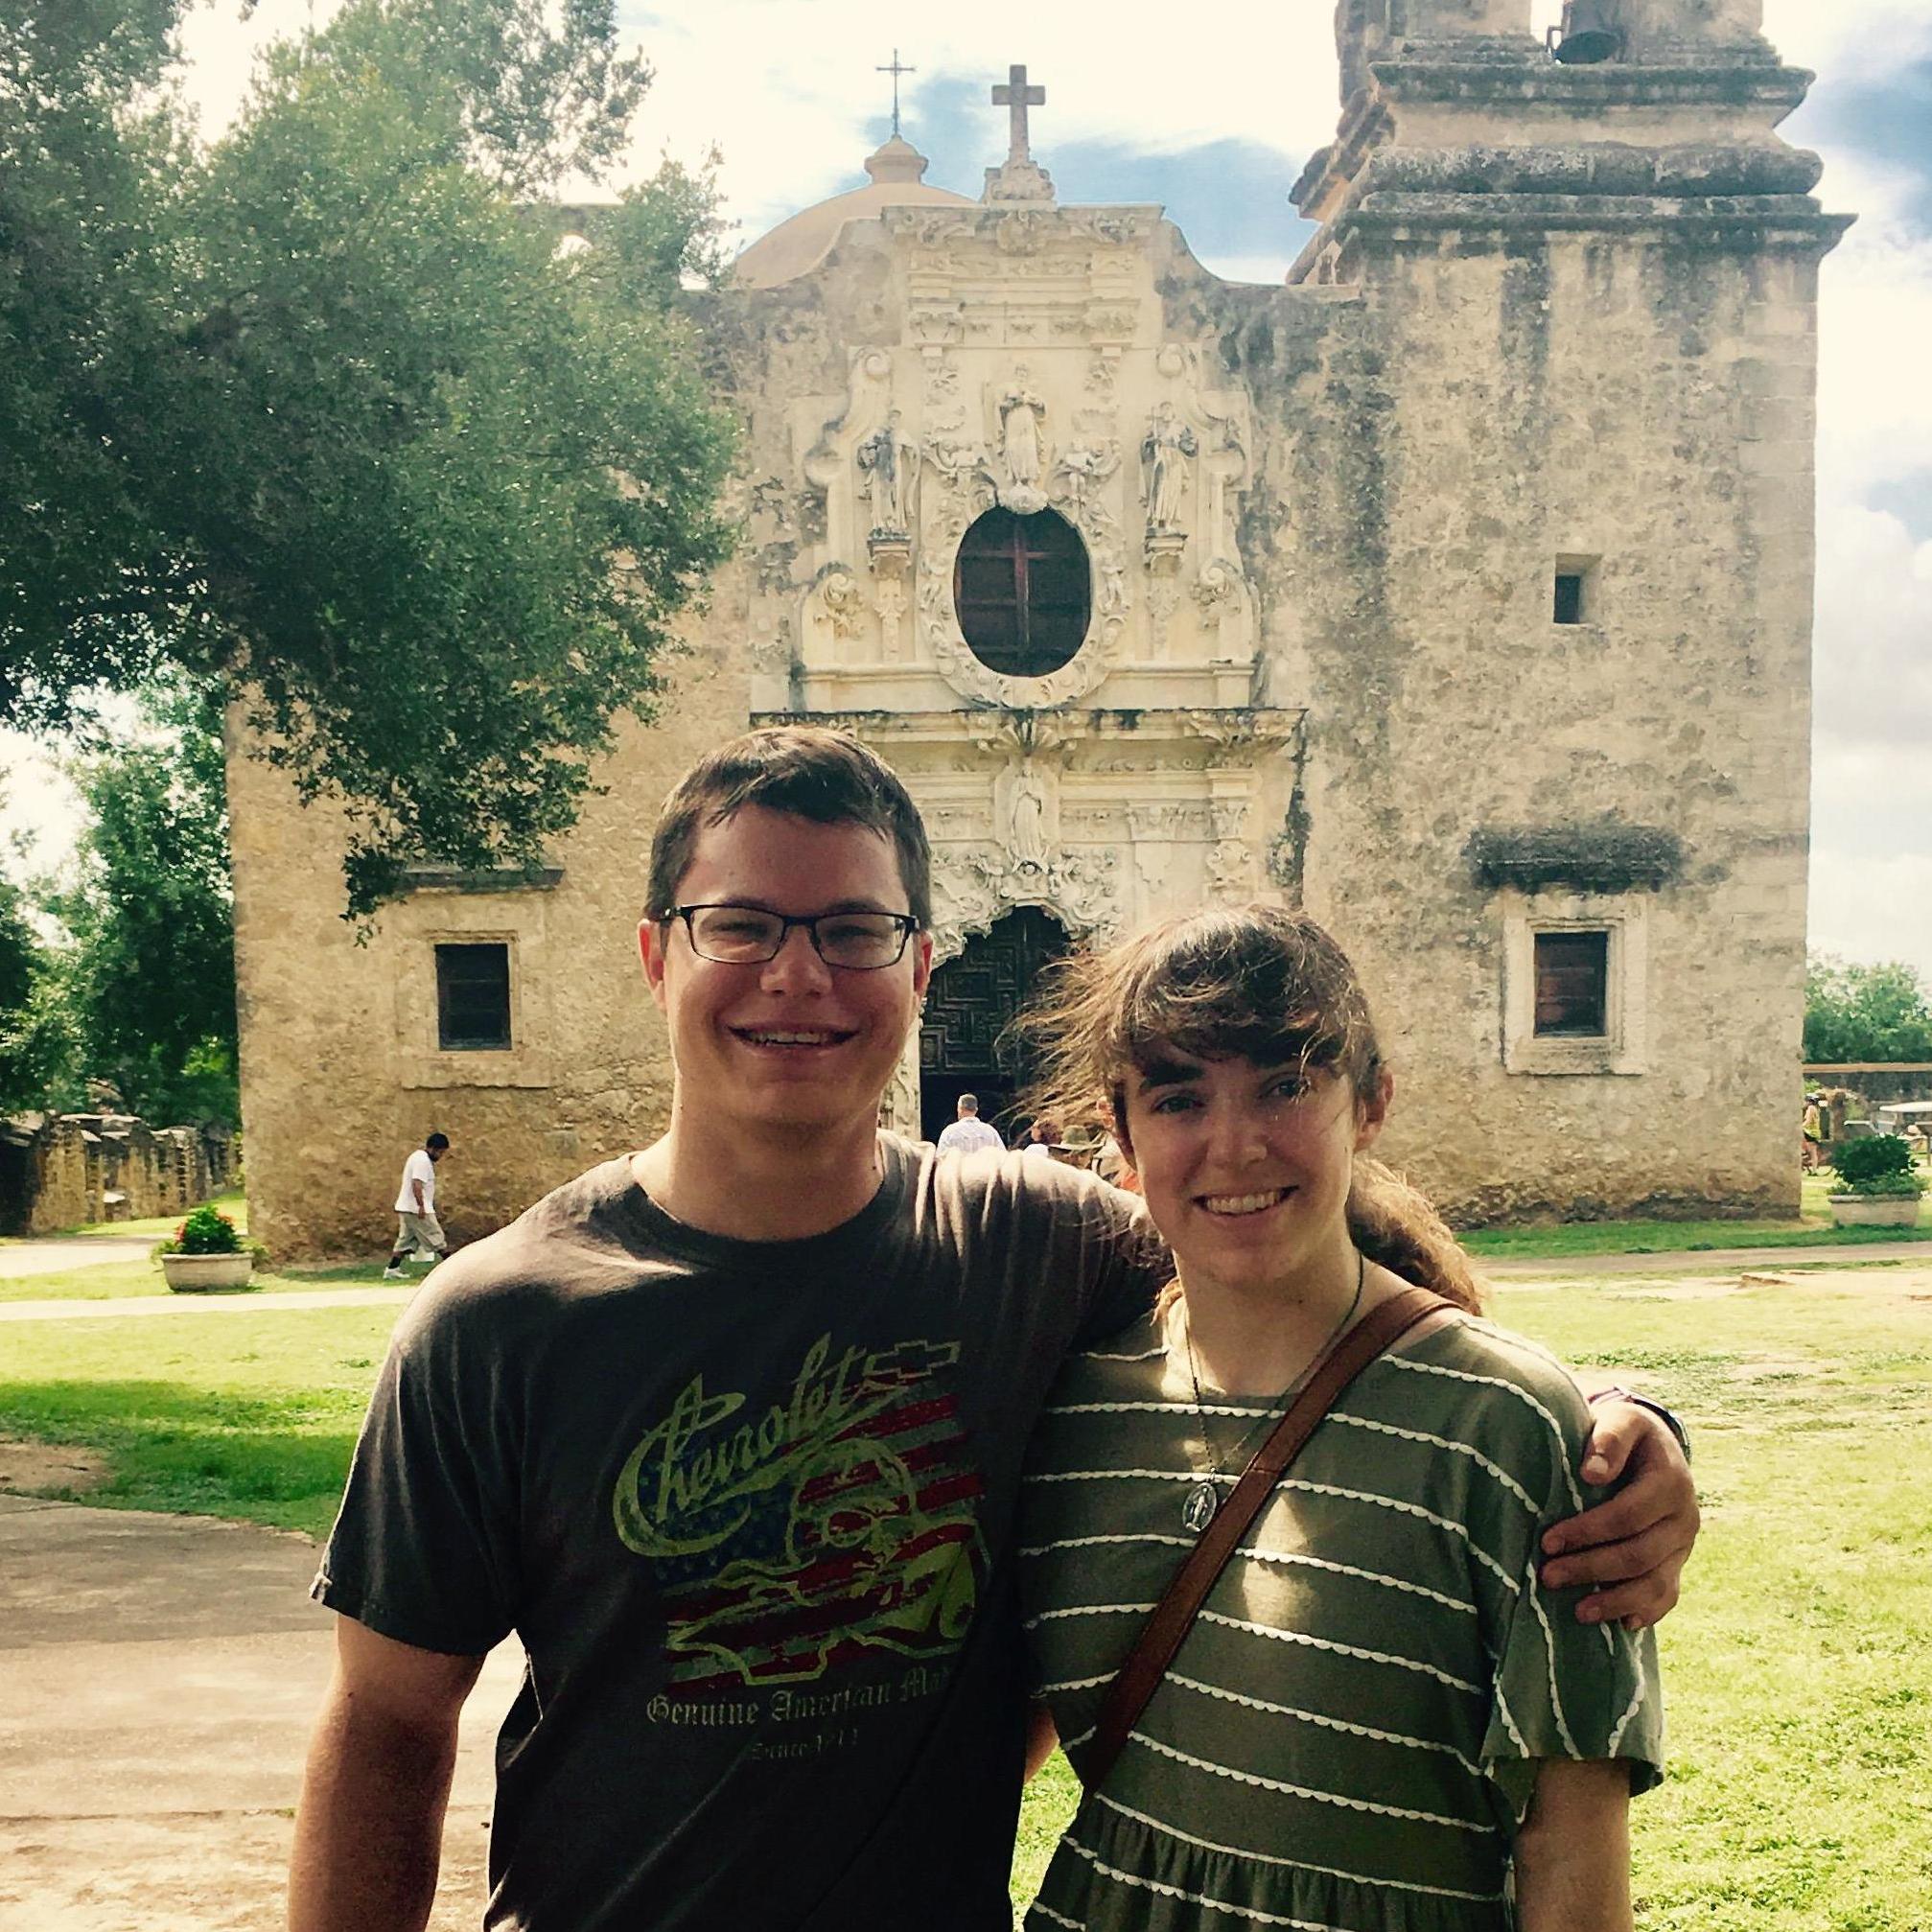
[
  {"x1": 934, "y1": 1093, "x2": 1004, "y2": 1155},
  {"x1": 384, "y1": 1133, "x2": 450, "y2": 1278}
]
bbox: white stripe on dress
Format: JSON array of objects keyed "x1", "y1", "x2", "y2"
[
  {"x1": 1607, "y1": 1672, "x2": 1649, "y2": 1757},
  {"x1": 1025, "y1": 1600, "x2": 1158, "y2": 1630},
  {"x1": 1016, "y1": 1531, "x2": 1478, "y2": 1617},
  {"x1": 1029, "y1": 1900, "x2": 1082, "y2": 1929},
  {"x1": 1382, "y1": 1355, "x2": 1585, "y2": 1516},
  {"x1": 1524, "y1": 1555, "x2": 1581, "y2": 1757},
  {"x1": 1163, "y1": 1672, "x2": 1487, "y2": 1776},
  {"x1": 1092, "y1": 1792, "x2": 1507, "y2": 1901},
  {"x1": 1059, "y1": 1834, "x2": 1358, "y2": 1930},
  {"x1": 1324, "y1": 1413, "x2": 1541, "y2": 1513},
  {"x1": 1195, "y1": 1609, "x2": 1485, "y2": 1695},
  {"x1": 1025, "y1": 1468, "x2": 1521, "y2": 1591}
]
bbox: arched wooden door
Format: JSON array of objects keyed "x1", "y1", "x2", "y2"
[{"x1": 919, "y1": 907, "x2": 1071, "y2": 1145}]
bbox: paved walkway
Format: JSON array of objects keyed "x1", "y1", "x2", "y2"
[
  {"x1": 0, "y1": 1235, "x2": 158, "y2": 1279},
  {"x1": 0, "y1": 1284, "x2": 416, "y2": 1323},
  {"x1": 0, "y1": 1493, "x2": 516, "y2": 1931},
  {"x1": 6, "y1": 1243, "x2": 1930, "y2": 1319}
]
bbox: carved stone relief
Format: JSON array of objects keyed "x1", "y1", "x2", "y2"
[
  {"x1": 928, "y1": 839, "x2": 1120, "y2": 964},
  {"x1": 770, "y1": 208, "x2": 1266, "y2": 705}
]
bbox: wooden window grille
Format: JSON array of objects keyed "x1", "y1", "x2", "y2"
[
  {"x1": 1532, "y1": 930, "x2": 1609, "y2": 1036},
  {"x1": 435, "y1": 943, "x2": 512, "y2": 1051},
  {"x1": 953, "y1": 508, "x2": 1090, "y2": 678}
]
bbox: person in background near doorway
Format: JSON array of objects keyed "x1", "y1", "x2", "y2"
[
  {"x1": 1022, "y1": 1117, "x2": 1059, "y2": 1161},
  {"x1": 937, "y1": 1091, "x2": 1005, "y2": 1155},
  {"x1": 384, "y1": 1132, "x2": 449, "y2": 1279}
]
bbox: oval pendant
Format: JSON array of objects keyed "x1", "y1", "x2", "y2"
[{"x1": 1182, "y1": 1478, "x2": 1221, "y2": 1536}]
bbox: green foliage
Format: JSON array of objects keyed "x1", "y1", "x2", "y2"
[
  {"x1": 1, "y1": 0, "x2": 736, "y2": 917},
  {"x1": 159, "y1": 1203, "x2": 244, "y2": 1254},
  {"x1": 0, "y1": 865, "x2": 84, "y2": 1114},
  {"x1": 1828, "y1": 1135, "x2": 1925, "y2": 1197},
  {"x1": 35, "y1": 681, "x2": 239, "y2": 1123},
  {"x1": 1804, "y1": 955, "x2": 1932, "y2": 1064}
]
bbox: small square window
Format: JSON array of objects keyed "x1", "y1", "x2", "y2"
[
  {"x1": 436, "y1": 943, "x2": 511, "y2": 1051},
  {"x1": 1533, "y1": 930, "x2": 1608, "y2": 1036},
  {"x1": 1552, "y1": 551, "x2": 1598, "y2": 625}
]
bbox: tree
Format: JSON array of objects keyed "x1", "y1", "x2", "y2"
[
  {"x1": 0, "y1": 856, "x2": 82, "y2": 1116},
  {"x1": 1804, "y1": 954, "x2": 1932, "y2": 1064},
  {"x1": 1, "y1": 0, "x2": 736, "y2": 917},
  {"x1": 33, "y1": 681, "x2": 240, "y2": 1122}
]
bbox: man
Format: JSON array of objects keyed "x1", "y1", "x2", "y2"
[
  {"x1": 382, "y1": 1132, "x2": 449, "y2": 1280},
  {"x1": 291, "y1": 727, "x2": 1698, "y2": 1932},
  {"x1": 936, "y1": 1092, "x2": 1005, "y2": 1155}
]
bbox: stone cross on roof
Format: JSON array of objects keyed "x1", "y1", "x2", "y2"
[
  {"x1": 992, "y1": 63, "x2": 1043, "y2": 165},
  {"x1": 983, "y1": 62, "x2": 1055, "y2": 205},
  {"x1": 876, "y1": 49, "x2": 916, "y2": 140}
]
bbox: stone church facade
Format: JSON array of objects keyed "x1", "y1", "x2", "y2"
[{"x1": 230, "y1": 0, "x2": 1847, "y2": 1257}]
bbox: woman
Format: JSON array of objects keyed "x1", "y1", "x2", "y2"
[{"x1": 1017, "y1": 906, "x2": 1662, "y2": 1932}]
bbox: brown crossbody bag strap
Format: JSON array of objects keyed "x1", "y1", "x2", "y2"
[{"x1": 1082, "y1": 1283, "x2": 1457, "y2": 1793}]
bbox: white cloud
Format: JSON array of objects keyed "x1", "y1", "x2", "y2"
[
  {"x1": 1765, "y1": 0, "x2": 1932, "y2": 81},
  {"x1": 0, "y1": 733, "x2": 83, "y2": 884},
  {"x1": 1808, "y1": 850, "x2": 1932, "y2": 979},
  {"x1": 1813, "y1": 504, "x2": 1932, "y2": 751}
]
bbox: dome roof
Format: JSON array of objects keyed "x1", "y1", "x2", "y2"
[{"x1": 733, "y1": 137, "x2": 973, "y2": 291}]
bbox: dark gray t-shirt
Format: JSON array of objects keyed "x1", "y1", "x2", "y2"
[{"x1": 314, "y1": 1135, "x2": 1168, "y2": 1931}]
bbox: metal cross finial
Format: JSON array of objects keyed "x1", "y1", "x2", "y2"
[
  {"x1": 877, "y1": 49, "x2": 917, "y2": 140},
  {"x1": 991, "y1": 62, "x2": 1044, "y2": 165}
]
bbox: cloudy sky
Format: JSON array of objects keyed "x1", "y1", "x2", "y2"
[{"x1": 5, "y1": 0, "x2": 1927, "y2": 980}]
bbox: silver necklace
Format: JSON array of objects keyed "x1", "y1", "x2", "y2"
[{"x1": 1178, "y1": 1250, "x2": 1366, "y2": 1537}]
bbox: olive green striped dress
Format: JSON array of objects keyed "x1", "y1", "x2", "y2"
[{"x1": 1018, "y1": 1305, "x2": 1664, "y2": 1931}]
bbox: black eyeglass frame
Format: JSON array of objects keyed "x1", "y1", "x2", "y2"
[{"x1": 662, "y1": 902, "x2": 922, "y2": 970}]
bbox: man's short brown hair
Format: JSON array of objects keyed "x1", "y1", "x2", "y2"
[{"x1": 647, "y1": 727, "x2": 932, "y2": 929}]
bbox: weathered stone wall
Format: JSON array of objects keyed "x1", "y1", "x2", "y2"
[
  {"x1": 0, "y1": 1113, "x2": 238, "y2": 1236},
  {"x1": 1804, "y1": 1064, "x2": 1932, "y2": 1116},
  {"x1": 227, "y1": 635, "x2": 745, "y2": 1260}
]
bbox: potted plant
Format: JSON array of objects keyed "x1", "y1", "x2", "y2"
[
  {"x1": 156, "y1": 1205, "x2": 256, "y2": 1292},
  {"x1": 1826, "y1": 1135, "x2": 1927, "y2": 1229}
]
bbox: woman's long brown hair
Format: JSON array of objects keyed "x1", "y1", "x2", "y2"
[{"x1": 1018, "y1": 904, "x2": 1485, "y2": 1313}]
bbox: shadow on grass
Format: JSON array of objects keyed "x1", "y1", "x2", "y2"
[{"x1": 0, "y1": 1380, "x2": 360, "y2": 1535}]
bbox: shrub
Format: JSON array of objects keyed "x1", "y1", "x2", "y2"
[
  {"x1": 1829, "y1": 1136, "x2": 1926, "y2": 1198},
  {"x1": 158, "y1": 1205, "x2": 246, "y2": 1255}
]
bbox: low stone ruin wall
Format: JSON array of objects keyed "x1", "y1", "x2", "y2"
[
  {"x1": 0, "y1": 1113, "x2": 239, "y2": 1237},
  {"x1": 1804, "y1": 1064, "x2": 1932, "y2": 1120}
]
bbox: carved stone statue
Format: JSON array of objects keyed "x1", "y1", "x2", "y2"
[
  {"x1": 1008, "y1": 764, "x2": 1050, "y2": 870},
  {"x1": 856, "y1": 410, "x2": 919, "y2": 534},
  {"x1": 1141, "y1": 402, "x2": 1198, "y2": 531},
  {"x1": 999, "y1": 371, "x2": 1046, "y2": 492}
]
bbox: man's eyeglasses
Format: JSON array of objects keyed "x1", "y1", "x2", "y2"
[{"x1": 664, "y1": 903, "x2": 919, "y2": 970}]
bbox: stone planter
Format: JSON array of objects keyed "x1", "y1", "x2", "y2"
[
  {"x1": 1827, "y1": 1194, "x2": 1923, "y2": 1229},
  {"x1": 160, "y1": 1251, "x2": 255, "y2": 1292}
]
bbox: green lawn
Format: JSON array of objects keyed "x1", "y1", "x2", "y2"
[
  {"x1": 1, "y1": 1269, "x2": 1927, "y2": 1927},
  {"x1": 1457, "y1": 1171, "x2": 1931, "y2": 1259}
]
